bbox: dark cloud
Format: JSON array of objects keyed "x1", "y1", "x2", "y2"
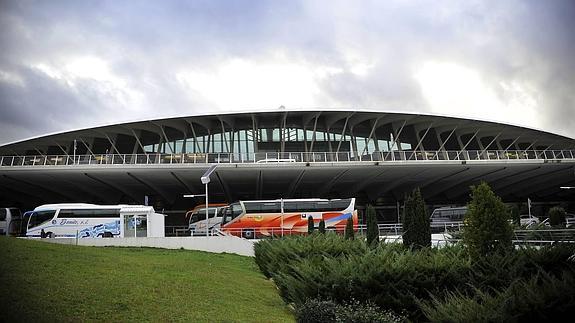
[{"x1": 0, "y1": 0, "x2": 574, "y2": 144}]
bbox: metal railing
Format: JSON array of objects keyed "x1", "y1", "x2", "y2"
[
  {"x1": 1, "y1": 149, "x2": 574, "y2": 167},
  {"x1": 165, "y1": 225, "x2": 190, "y2": 237},
  {"x1": 166, "y1": 224, "x2": 575, "y2": 247}
]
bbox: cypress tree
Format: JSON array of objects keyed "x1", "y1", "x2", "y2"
[
  {"x1": 307, "y1": 216, "x2": 315, "y2": 234},
  {"x1": 509, "y1": 203, "x2": 521, "y2": 227},
  {"x1": 402, "y1": 187, "x2": 431, "y2": 249},
  {"x1": 366, "y1": 204, "x2": 379, "y2": 246},
  {"x1": 463, "y1": 182, "x2": 513, "y2": 259},
  {"x1": 345, "y1": 215, "x2": 354, "y2": 240},
  {"x1": 319, "y1": 219, "x2": 326, "y2": 233}
]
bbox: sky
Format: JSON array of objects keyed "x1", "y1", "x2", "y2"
[{"x1": 0, "y1": 0, "x2": 574, "y2": 145}]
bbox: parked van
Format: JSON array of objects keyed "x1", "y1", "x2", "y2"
[{"x1": 0, "y1": 208, "x2": 23, "y2": 236}]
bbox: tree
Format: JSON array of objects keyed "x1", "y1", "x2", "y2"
[
  {"x1": 308, "y1": 216, "x2": 315, "y2": 234},
  {"x1": 508, "y1": 204, "x2": 521, "y2": 227},
  {"x1": 345, "y1": 216, "x2": 355, "y2": 240},
  {"x1": 463, "y1": 182, "x2": 513, "y2": 259},
  {"x1": 402, "y1": 188, "x2": 431, "y2": 249},
  {"x1": 366, "y1": 204, "x2": 379, "y2": 246},
  {"x1": 548, "y1": 207, "x2": 566, "y2": 226}
]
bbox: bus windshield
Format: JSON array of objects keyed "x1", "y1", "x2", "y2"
[
  {"x1": 189, "y1": 207, "x2": 219, "y2": 224},
  {"x1": 221, "y1": 203, "x2": 243, "y2": 225},
  {"x1": 28, "y1": 210, "x2": 56, "y2": 230}
]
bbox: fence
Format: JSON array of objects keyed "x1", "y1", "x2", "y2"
[
  {"x1": 2, "y1": 149, "x2": 574, "y2": 167},
  {"x1": 165, "y1": 223, "x2": 575, "y2": 246}
]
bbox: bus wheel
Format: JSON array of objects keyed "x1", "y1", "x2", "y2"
[
  {"x1": 47, "y1": 232, "x2": 55, "y2": 238},
  {"x1": 103, "y1": 232, "x2": 113, "y2": 238},
  {"x1": 242, "y1": 229, "x2": 255, "y2": 239}
]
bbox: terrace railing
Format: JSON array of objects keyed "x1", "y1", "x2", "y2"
[{"x1": 1, "y1": 149, "x2": 574, "y2": 167}]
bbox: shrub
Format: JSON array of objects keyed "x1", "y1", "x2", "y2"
[
  {"x1": 253, "y1": 234, "x2": 368, "y2": 278},
  {"x1": 307, "y1": 216, "x2": 314, "y2": 234},
  {"x1": 402, "y1": 187, "x2": 431, "y2": 249},
  {"x1": 421, "y1": 271, "x2": 575, "y2": 322},
  {"x1": 345, "y1": 216, "x2": 354, "y2": 240},
  {"x1": 319, "y1": 219, "x2": 326, "y2": 233},
  {"x1": 296, "y1": 299, "x2": 404, "y2": 323},
  {"x1": 272, "y1": 243, "x2": 472, "y2": 320},
  {"x1": 549, "y1": 206, "x2": 567, "y2": 226},
  {"x1": 366, "y1": 205, "x2": 379, "y2": 246},
  {"x1": 296, "y1": 299, "x2": 337, "y2": 323},
  {"x1": 335, "y1": 299, "x2": 404, "y2": 323},
  {"x1": 463, "y1": 182, "x2": 513, "y2": 259},
  {"x1": 258, "y1": 234, "x2": 575, "y2": 321}
]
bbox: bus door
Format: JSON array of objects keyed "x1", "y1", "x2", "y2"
[
  {"x1": 122, "y1": 213, "x2": 148, "y2": 238},
  {"x1": 0, "y1": 209, "x2": 6, "y2": 235}
]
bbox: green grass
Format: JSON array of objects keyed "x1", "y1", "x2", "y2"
[{"x1": 0, "y1": 237, "x2": 294, "y2": 322}]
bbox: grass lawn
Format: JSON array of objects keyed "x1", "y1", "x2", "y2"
[{"x1": 0, "y1": 237, "x2": 293, "y2": 322}]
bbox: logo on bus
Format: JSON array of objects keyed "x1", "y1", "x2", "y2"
[{"x1": 59, "y1": 219, "x2": 89, "y2": 225}]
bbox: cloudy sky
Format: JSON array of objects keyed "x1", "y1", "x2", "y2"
[{"x1": 1, "y1": 0, "x2": 574, "y2": 144}]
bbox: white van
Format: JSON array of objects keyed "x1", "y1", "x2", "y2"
[{"x1": 0, "y1": 208, "x2": 22, "y2": 236}]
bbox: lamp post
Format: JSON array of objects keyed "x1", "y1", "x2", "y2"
[
  {"x1": 280, "y1": 198, "x2": 284, "y2": 237},
  {"x1": 184, "y1": 165, "x2": 218, "y2": 237}
]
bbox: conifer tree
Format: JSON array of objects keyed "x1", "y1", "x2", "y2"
[
  {"x1": 345, "y1": 216, "x2": 355, "y2": 240},
  {"x1": 366, "y1": 204, "x2": 379, "y2": 246},
  {"x1": 307, "y1": 216, "x2": 315, "y2": 234},
  {"x1": 463, "y1": 182, "x2": 513, "y2": 259},
  {"x1": 319, "y1": 219, "x2": 326, "y2": 233},
  {"x1": 402, "y1": 187, "x2": 431, "y2": 249}
]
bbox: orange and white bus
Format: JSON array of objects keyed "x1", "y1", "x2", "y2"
[{"x1": 219, "y1": 198, "x2": 357, "y2": 239}]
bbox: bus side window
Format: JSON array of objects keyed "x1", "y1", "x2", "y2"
[
  {"x1": 260, "y1": 202, "x2": 280, "y2": 213},
  {"x1": 0, "y1": 209, "x2": 6, "y2": 221},
  {"x1": 283, "y1": 202, "x2": 298, "y2": 213}
]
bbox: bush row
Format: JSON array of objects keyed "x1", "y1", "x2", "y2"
[
  {"x1": 254, "y1": 233, "x2": 367, "y2": 278},
  {"x1": 421, "y1": 270, "x2": 575, "y2": 322},
  {"x1": 255, "y1": 234, "x2": 575, "y2": 320}
]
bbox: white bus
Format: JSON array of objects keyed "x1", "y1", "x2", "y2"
[
  {"x1": 186, "y1": 204, "x2": 227, "y2": 236},
  {"x1": 25, "y1": 204, "x2": 165, "y2": 238},
  {"x1": 0, "y1": 208, "x2": 22, "y2": 236}
]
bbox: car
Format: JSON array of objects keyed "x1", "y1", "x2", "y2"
[{"x1": 520, "y1": 215, "x2": 539, "y2": 227}]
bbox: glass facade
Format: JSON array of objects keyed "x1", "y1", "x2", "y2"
[{"x1": 143, "y1": 127, "x2": 410, "y2": 157}]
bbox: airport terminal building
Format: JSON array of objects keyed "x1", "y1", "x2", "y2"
[{"x1": 1, "y1": 109, "x2": 574, "y2": 221}]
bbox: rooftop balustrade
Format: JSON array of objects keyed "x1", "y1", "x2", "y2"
[{"x1": 1, "y1": 149, "x2": 574, "y2": 167}]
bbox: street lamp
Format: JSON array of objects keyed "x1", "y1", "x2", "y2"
[{"x1": 184, "y1": 165, "x2": 218, "y2": 237}]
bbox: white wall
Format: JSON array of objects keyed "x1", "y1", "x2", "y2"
[{"x1": 38, "y1": 236, "x2": 255, "y2": 257}]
